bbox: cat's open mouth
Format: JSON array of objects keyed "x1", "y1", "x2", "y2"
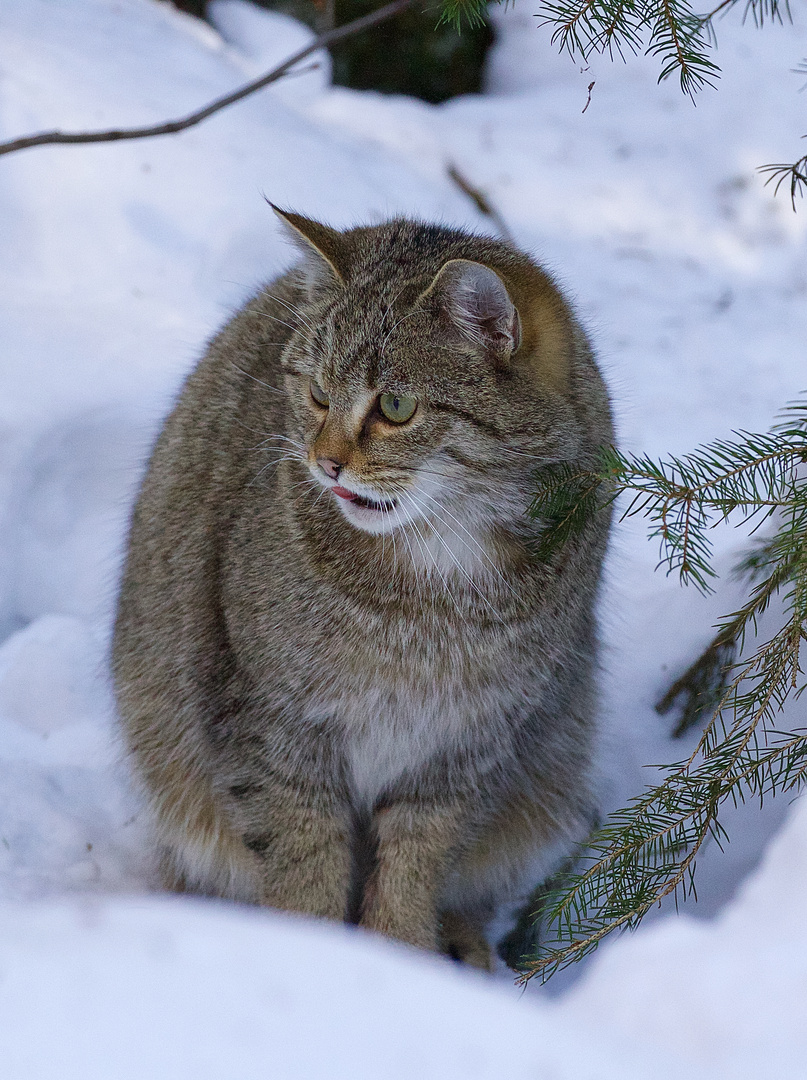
[{"x1": 332, "y1": 485, "x2": 397, "y2": 513}]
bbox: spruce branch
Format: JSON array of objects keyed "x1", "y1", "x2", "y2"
[
  {"x1": 439, "y1": 0, "x2": 491, "y2": 27},
  {"x1": 0, "y1": 0, "x2": 416, "y2": 159},
  {"x1": 648, "y1": 0, "x2": 721, "y2": 94},
  {"x1": 520, "y1": 653, "x2": 807, "y2": 981},
  {"x1": 538, "y1": 0, "x2": 644, "y2": 62},
  {"x1": 528, "y1": 461, "x2": 610, "y2": 562},
  {"x1": 657, "y1": 544, "x2": 802, "y2": 734},
  {"x1": 535, "y1": 0, "x2": 720, "y2": 94},
  {"x1": 519, "y1": 395, "x2": 807, "y2": 982},
  {"x1": 602, "y1": 424, "x2": 807, "y2": 592}
]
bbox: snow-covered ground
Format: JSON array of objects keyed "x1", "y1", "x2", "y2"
[{"x1": 0, "y1": 0, "x2": 805, "y2": 1074}]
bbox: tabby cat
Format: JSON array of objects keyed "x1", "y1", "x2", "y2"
[{"x1": 112, "y1": 210, "x2": 614, "y2": 970}]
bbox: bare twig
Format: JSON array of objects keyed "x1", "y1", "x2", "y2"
[
  {"x1": 0, "y1": 0, "x2": 416, "y2": 159},
  {"x1": 700, "y1": 0, "x2": 738, "y2": 21},
  {"x1": 446, "y1": 163, "x2": 514, "y2": 244}
]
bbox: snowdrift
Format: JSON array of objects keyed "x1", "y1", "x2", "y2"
[{"x1": 0, "y1": 0, "x2": 805, "y2": 1074}]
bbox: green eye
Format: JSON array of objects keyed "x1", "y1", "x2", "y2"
[
  {"x1": 310, "y1": 379, "x2": 330, "y2": 407},
  {"x1": 379, "y1": 392, "x2": 417, "y2": 424}
]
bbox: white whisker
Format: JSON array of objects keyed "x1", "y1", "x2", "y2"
[
  {"x1": 387, "y1": 504, "x2": 401, "y2": 581},
  {"x1": 394, "y1": 510, "x2": 424, "y2": 595},
  {"x1": 231, "y1": 364, "x2": 287, "y2": 396},
  {"x1": 500, "y1": 446, "x2": 546, "y2": 461},
  {"x1": 408, "y1": 511, "x2": 466, "y2": 627},
  {"x1": 405, "y1": 512, "x2": 442, "y2": 613},
  {"x1": 406, "y1": 492, "x2": 507, "y2": 624},
  {"x1": 255, "y1": 311, "x2": 301, "y2": 335},
  {"x1": 381, "y1": 286, "x2": 407, "y2": 333},
  {"x1": 261, "y1": 292, "x2": 317, "y2": 334},
  {"x1": 247, "y1": 454, "x2": 301, "y2": 488},
  {"x1": 412, "y1": 487, "x2": 519, "y2": 598},
  {"x1": 249, "y1": 433, "x2": 306, "y2": 452},
  {"x1": 380, "y1": 308, "x2": 421, "y2": 355}
]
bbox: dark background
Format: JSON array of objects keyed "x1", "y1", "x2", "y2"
[{"x1": 170, "y1": 0, "x2": 494, "y2": 103}]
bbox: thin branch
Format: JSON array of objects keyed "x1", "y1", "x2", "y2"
[
  {"x1": 657, "y1": 0, "x2": 692, "y2": 77},
  {"x1": 700, "y1": 0, "x2": 739, "y2": 20},
  {"x1": 446, "y1": 163, "x2": 514, "y2": 244},
  {"x1": 0, "y1": 0, "x2": 416, "y2": 159}
]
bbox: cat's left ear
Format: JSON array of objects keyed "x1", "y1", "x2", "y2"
[
  {"x1": 268, "y1": 203, "x2": 350, "y2": 288},
  {"x1": 419, "y1": 259, "x2": 521, "y2": 368}
]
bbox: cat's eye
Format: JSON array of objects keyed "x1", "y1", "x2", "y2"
[
  {"x1": 310, "y1": 379, "x2": 330, "y2": 407},
  {"x1": 378, "y1": 392, "x2": 417, "y2": 424}
]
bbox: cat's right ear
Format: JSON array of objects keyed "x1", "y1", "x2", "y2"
[{"x1": 268, "y1": 203, "x2": 349, "y2": 289}]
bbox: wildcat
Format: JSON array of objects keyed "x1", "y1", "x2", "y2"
[{"x1": 112, "y1": 209, "x2": 613, "y2": 970}]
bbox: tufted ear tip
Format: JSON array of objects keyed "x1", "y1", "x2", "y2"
[
  {"x1": 267, "y1": 202, "x2": 350, "y2": 287},
  {"x1": 420, "y1": 259, "x2": 521, "y2": 368}
]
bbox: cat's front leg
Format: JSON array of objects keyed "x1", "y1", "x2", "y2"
[
  {"x1": 359, "y1": 798, "x2": 466, "y2": 952},
  {"x1": 222, "y1": 772, "x2": 353, "y2": 921}
]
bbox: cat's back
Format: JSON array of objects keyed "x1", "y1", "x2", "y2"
[{"x1": 112, "y1": 274, "x2": 307, "y2": 735}]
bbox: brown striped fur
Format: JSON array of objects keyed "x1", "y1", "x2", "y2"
[{"x1": 112, "y1": 214, "x2": 614, "y2": 969}]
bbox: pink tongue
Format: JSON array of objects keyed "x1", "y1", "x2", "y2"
[{"x1": 332, "y1": 485, "x2": 358, "y2": 501}]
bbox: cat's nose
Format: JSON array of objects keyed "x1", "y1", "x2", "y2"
[{"x1": 317, "y1": 457, "x2": 343, "y2": 480}]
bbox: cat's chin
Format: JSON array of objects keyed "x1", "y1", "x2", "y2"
[{"x1": 333, "y1": 494, "x2": 406, "y2": 535}]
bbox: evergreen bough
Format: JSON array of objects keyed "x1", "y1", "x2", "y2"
[
  {"x1": 446, "y1": 0, "x2": 807, "y2": 205},
  {"x1": 515, "y1": 399, "x2": 807, "y2": 980}
]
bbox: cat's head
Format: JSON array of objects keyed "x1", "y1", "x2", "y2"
[{"x1": 273, "y1": 208, "x2": 586, "y2": 539}]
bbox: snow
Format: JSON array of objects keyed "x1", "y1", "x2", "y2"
[
  {"x1": 208, "y1": 0, "x2": 332, "y2": 105},
  {"x1": 562, "y1": 787, "x2": 807, "y2": 1075},
  {"x1": 1, "y1": 815, "x2": 806, "y2": 1079},
  {"x1": 0, "y1": 0, "x2": 806, "y2": 1073},
  {"x1": 0, "y1": 897, "x2": 636, "y2": 1080}
]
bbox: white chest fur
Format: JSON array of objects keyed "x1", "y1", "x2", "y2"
[
  {"x1": 317, "y1": 685, "x2": 477, "y2": 807},
  {"x1": 310, "y1": 521, "x2": 525, "y2": 807}
]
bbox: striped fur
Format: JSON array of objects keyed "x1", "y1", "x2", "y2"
[{"x1": 112, "y1": 215, "x2": 614, "y2": 968}]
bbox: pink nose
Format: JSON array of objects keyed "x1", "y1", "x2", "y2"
[{"x1": 317, "y1": 458, "x2": 342, "y2": 480}]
